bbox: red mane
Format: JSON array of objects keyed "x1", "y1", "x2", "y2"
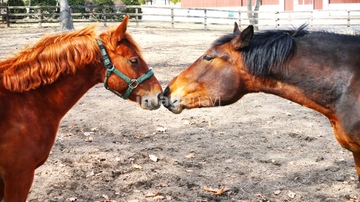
[{"x1": 0, "y1": 25, "x2": 100, "y2": 92}]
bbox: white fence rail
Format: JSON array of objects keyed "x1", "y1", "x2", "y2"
[{"x1": 0, "y1": 5, "x2": 359, "y2": 31}]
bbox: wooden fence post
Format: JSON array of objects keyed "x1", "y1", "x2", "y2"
[
  {"x1": 171, "y1": 8, "x2": 174, "y2": 28},
  {"x1": 38, "y1": 7, "x2": 42, "y2": 27},
  {"x1": 238, "y1": 10, "x2": 241, "y2": 27},
  {"x1": 310, "y1": 10, "x2": 313, "y2": 28},
  {"x1": 103, "y1": 7, "x2": 107, "y2": 26},
  {"x1": 135, "y1": 7, "x2": 139, "y2": 27},
  {"x1": 347, "y1": 10, "x2": 350, "y2": 31},
  {"x1": 204, "y1": 9, "x2": 207, "y2": 30},
  {"x1": 6, "y1": 6, "x2": 9, "y2": 27}
]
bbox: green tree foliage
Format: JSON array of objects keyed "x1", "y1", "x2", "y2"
[
  {"x1": 25, "y1": 0, "x2": 57, "y2": 6},
  {"x1": 122, "y1": 0, "x2": 140, "y2": 4},
  {"x1": 7, "y1": 0, "x2": 24, "y2": 6},
  {"x1": 94, "y1": 0, "x2": 114, "y2": 6},
  {"x1": 93, "y1": 0, "x2": 115, "y2": 18},
  {"x1": 7, "y1": 0, "x2": 26, "y2": 19},
  {"x1": 68, "y1": 0, "x2": 86, "y2": 13},
  {"x1": 138, "y1": 0, "x2": 180, "y2": 5},
  {"x1": 171, "y1": 0, "x2": 181, "y2": 4},
  {"x1": 24, "y1": 0, "x2": 58, "y2": 14},
  {"x1": 122, "y1": 0, "x2": 142, "y2": 19}
]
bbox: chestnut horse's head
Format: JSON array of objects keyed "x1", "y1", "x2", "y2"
[
  {"x1": 162, "y1": 24, "x2": 254, "y2": 114},
  {"x1": 99, "y1": 15, "x2": 162, "y2": 110}
]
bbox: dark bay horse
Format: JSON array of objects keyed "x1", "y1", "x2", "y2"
[
  {"x1": 0, "y1": 15, "x2": 162, "y2": 201},
  {"x1": 162, "y1": 23, "x2": 360, "y2": 182}
]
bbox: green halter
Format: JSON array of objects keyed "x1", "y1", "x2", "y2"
[{"x1": 97, "y1": 40, "x2": 154, "y2": 99}]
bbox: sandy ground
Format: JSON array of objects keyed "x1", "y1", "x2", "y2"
[{"x1": 0, "y1": 22, "x2": 359, "y2": 202}]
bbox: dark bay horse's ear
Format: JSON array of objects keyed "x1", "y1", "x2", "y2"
[
  {"x1": 231, "y1": 25, "x2": 254, "y2": 50},
  {"x1": 112, "y1": 15, "x2": 129, "y2": 45},
  {"x1": 233, "y1": 22, "x2": 241, "y2": 35}
]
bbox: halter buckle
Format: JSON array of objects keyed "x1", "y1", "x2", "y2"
[{"x1": 129, "y1": 79, "x2": 139, "y2": 89}]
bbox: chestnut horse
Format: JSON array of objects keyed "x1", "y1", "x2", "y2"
[
  {"x1": 0, "y1": 15, "x2": 162, "y2": 201},
  {"x1": 162, "y1": 23, "x2": 360, "y2": 182}
]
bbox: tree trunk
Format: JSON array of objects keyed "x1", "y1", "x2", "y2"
[
  {"x1": 60, "y1": 0, "x2": 74, "y2": 31},
  {"x1": 253, "y1": 0, "x2": 261, "y2": 31},
  {"x1": 246, "y1": 0, "x2": 254, "y2": 24},
  {"x1": 247, "y1": 0, "x2": 261, "y2": 31}
]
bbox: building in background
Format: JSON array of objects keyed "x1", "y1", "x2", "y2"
[{"x1": 180, "y1": 0, "x2": 360, "y2": 11}]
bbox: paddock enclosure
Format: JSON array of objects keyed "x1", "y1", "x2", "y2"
[{"x1": 1, "y1": 24, "x2": 358, "y2": 201}]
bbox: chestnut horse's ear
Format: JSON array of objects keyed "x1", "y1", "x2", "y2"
[
  {"x1": 112, "y1": 15, "x2": 129, "y2": 44},
  {"x1": 231, "y1": 25, "x2": 254, "y2": 50},
  {"x1": 233, "y1": 22, "x2": 240, "y2": 35}
]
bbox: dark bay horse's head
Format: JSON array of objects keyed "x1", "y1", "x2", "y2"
[
  {"x1": 99, "y1": 15, "x2": 163, "y2": 110},
  {"x1": 162, "y1": 24, "x2": 254, "y2": 114}
]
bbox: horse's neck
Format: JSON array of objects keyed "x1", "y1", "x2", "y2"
[
  {"x1": 249, "y1": 74, "x2": 334, "y2": 118},
  {"x1": 34, "y1": 64, "x2": 104, "y2": 118}
]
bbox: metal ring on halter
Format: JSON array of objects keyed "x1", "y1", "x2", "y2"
[{"x1": 129, "y1": 79, "x2": 139, "y2": 89}]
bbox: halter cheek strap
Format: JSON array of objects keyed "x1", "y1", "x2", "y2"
[{"x1": 97, "y1": 39, "x2": 154, "y2": 100}]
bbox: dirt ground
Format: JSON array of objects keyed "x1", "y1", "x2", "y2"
[{"x1": 1, "y1": 23, "x2": 359, "y2": 202}]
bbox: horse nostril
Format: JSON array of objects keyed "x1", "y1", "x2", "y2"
[
  {"x1": 163, "y1": 86, "x2": 170, "y2": 97},
  {"x1": 157, "y1": 93, "x2": 162, "y2": 100}
]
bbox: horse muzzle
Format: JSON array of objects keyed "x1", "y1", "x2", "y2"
[
  {"x1": 139, "y1": 93, "x2": 162, "y2": 110},
  {"x1": 159, "y1": 86, "x2": 184, "y2": 114}
]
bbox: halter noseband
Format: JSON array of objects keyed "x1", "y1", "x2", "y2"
[{"x1": 97, "y1": 40, "x2": 154, "y2": 99}]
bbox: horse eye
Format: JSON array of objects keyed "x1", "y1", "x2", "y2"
[
  {"x1": 129, "y1": 58, "x2": 138, "y2": 65},
  {"x1": 203, "y1": 55, "x2": 213, "y2": 61}
]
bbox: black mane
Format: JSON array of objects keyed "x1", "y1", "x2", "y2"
[{"x1": 213, "y1": 25, "x2": 309, "y2": 76}]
